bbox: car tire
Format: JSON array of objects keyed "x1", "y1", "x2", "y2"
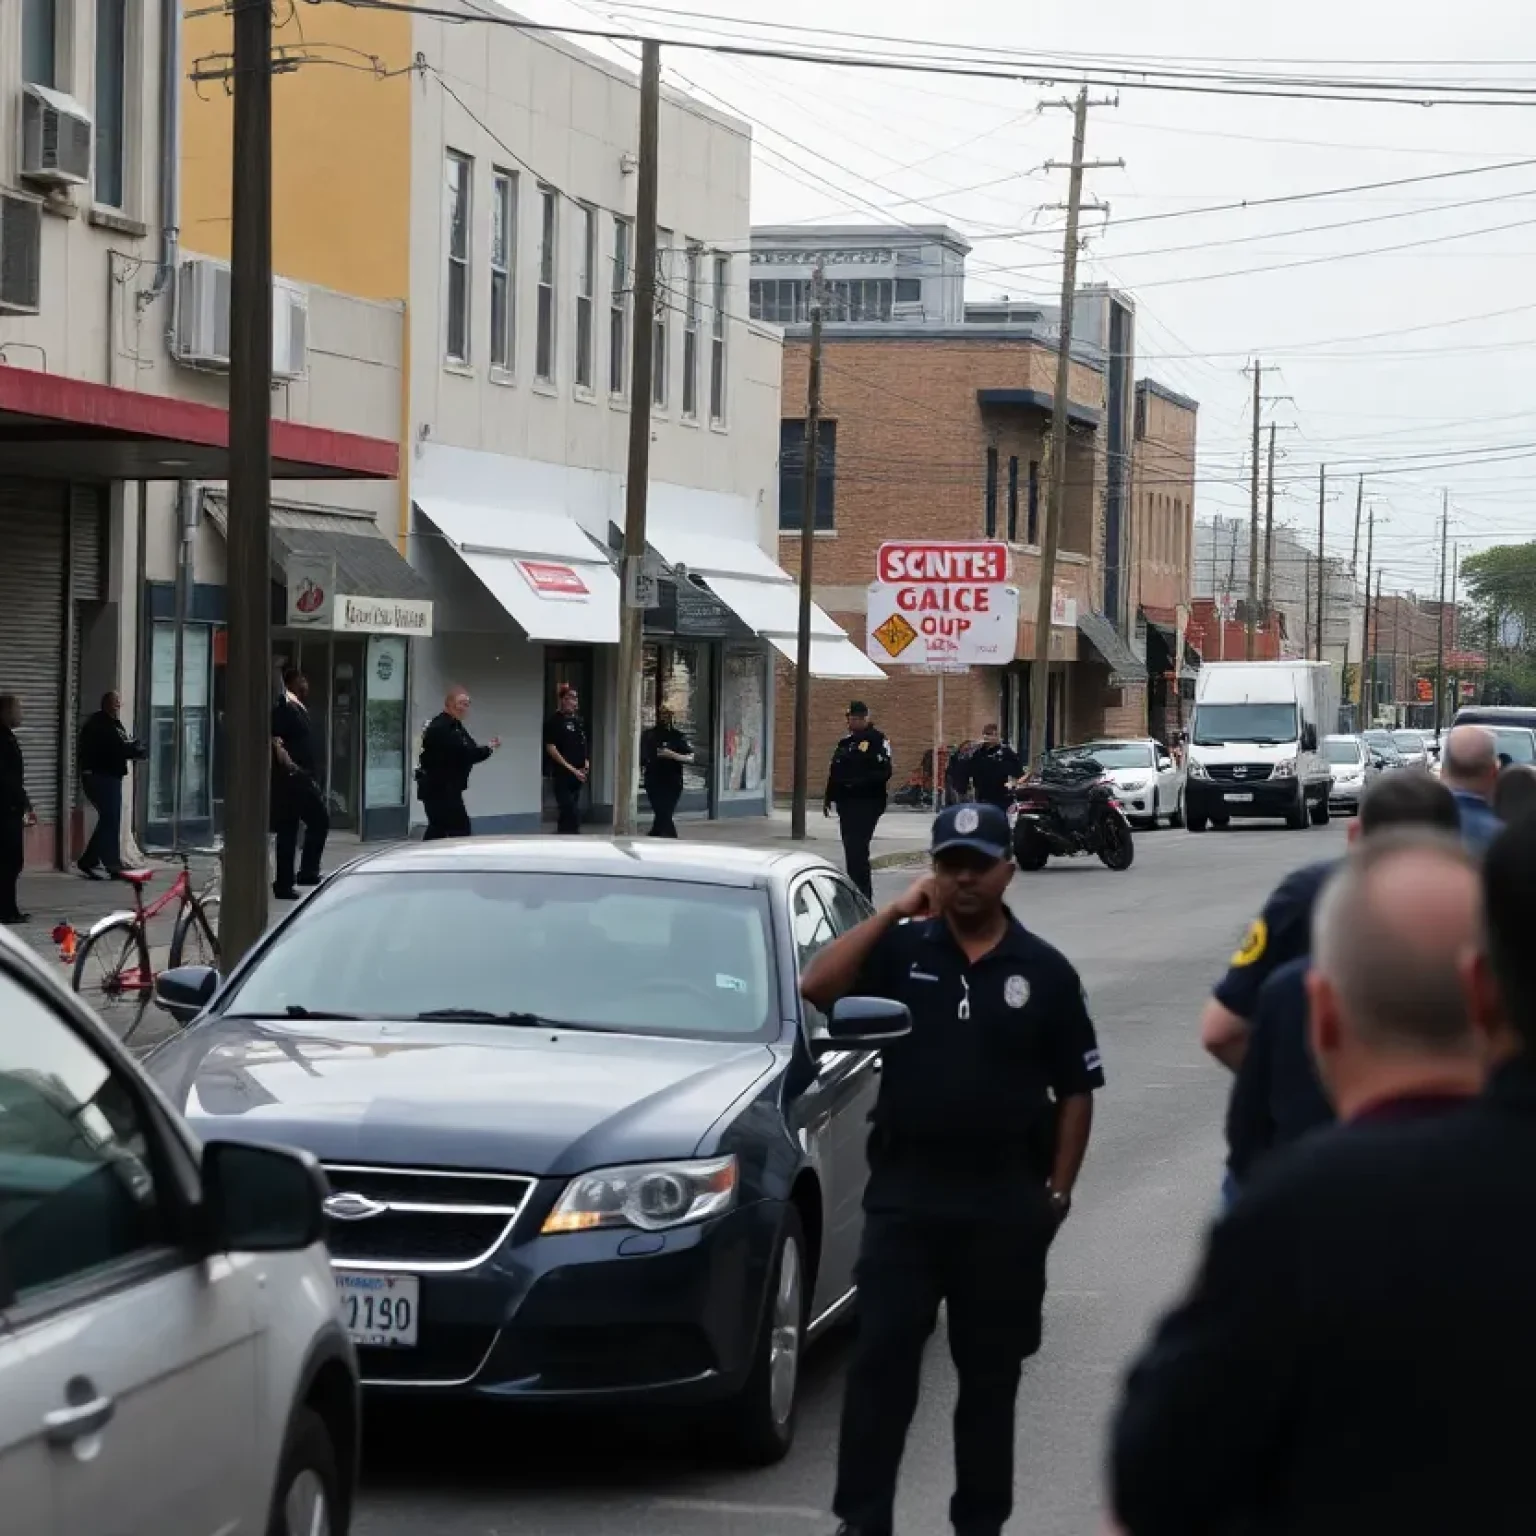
[
  {"x1": 1187, "y1": 811, "x2": 1207, "y2": 832},
  {"x1": 1309, "y1": 796, "x2": 1331, "y2": 826},
  {"x1": 1212, "y1": 814, "x2": 1231, "y2": 829},
  {"x1": 266, "y1": 1407, "x2": 342, "y2": 1536},
  {"x1": 719, "y1": 1207, "x2": 807, "y2": 1468},
  {"x1": 1139, "y1": 789, "x2": 1160, "y2": 831}
]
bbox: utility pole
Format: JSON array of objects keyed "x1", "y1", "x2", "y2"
[
  {"x1": 1341, "y1": 477, "x2": 1363, "y2": 717},
  {"x1": 221, "y1": 0, "x2": 275, "y2": 966},
  {"x1": 1434, "y1": 490, "x2": 1449, "y2": 734},
  {"x1": 1315, "y1": 464, "x2": 1326, "y2": 665},
  {"x1": 613, "y1": 39, "x2": 661, "y2": 838},
  {"x1": 1363, "y1": 509, "x2": 1375, "y2": 721},
  {"x1": 1027, "y1": 86, "x2": 1119, "y2": 769},
  {"x1": 1260, "y1": 421, "x2": 1276, "y2": 628},
  {"x1": 1246, "y1": 362, "x2": 1261, "y2": 659},
  {"x1": 790, "y1": 270, "x2": 825, "y2": 840}
]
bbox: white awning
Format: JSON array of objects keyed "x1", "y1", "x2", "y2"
[
  {"x1": 414, "y1": 495, "x2": 620, "y2": 646},
  {"x1": 646, "y1": 523, "x2": 884, "y2": 681}
]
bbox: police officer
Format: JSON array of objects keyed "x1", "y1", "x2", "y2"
[
  {"x1": 823, "y1": 700, "x2": 892, "y2": 899},
  {"x1": 416, "y1": 685, "x2": 500, "y2": 840},
  {"x1": 271, "y1": 669, "x2": 330, "y2": 899},
  {"x1": 801, "y1": 801, "x2": 1105, "y2": 1536},
  {"x1": 542, "y1": 684, "x2": 589, "y2": 835},
  {"x1": 966, "y1": 723, "x2": 1023, "y2": 810}
]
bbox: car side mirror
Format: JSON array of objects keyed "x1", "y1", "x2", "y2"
[
  {"x1": 200, "y1": 1140, "x2": 328, "y2": 1253},
  {"x1": 812, "y1": 995, "x2": 912, "y2": 1055},
  {"x1": 155, "y1": 965, "x2": 219, "y2": 1023}
]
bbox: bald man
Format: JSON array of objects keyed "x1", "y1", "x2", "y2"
[
  {"x1": 1113, "y1": 830, "x2": 1489, "y2": 1535},
  {"x1": 416, "y1": 687, "x2": 500, "y2": 840},
  {"x1": 1440, "y1": 723, "x2": 1503, "y2": 853}
]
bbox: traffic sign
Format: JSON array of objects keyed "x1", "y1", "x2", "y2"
[{"x1": 866, "y1": 541, "x2": 1018, "y2": 667}]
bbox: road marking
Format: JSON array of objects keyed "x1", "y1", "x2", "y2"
[{"x1": 650, "y1": 1498, "x2": 828, "y2": 1521}]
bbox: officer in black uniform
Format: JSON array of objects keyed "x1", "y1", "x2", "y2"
[
  {"x1": 802, "y1": 801, "x2": 1105, "y2": 1536},
  {"x1": 965, "y1": 723, "x2": 1023, "y2": 810},
  {"x1": 271, "y1": 670, "x2": 330, "y2": 899},
  {"x1": 542, "y1": 684, "x2": 589, "y2": 835},
  {"x1": 416, "y1": 685, "x2": 499, "y2": 840},
  {"x1": 823, "y1": 700, "x2": 892, "y2": 899}
]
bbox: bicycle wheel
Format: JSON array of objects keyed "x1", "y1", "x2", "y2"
[
  {"x1": 72, "y1": 916, "x2": 151, "y2": 1024},
  {"x1": 170, "y1": 894, "x2": 221, "y2": 971}
]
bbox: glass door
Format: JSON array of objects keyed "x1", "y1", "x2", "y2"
[{"x1": 328, "y1": 640, "x2": 365, "y2": 831}]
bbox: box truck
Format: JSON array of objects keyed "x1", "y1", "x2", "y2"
[{"x1": 1186, "y1": 661, "x2": 1339, "y2": 831}]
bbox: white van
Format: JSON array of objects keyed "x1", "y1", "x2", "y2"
[{"x1": 1186, "y1": 661, "x2": 1338, "y2": 831}]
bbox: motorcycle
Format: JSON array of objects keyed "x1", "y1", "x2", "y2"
[{"x1": 1006, "y1": 753, "x2": 1135, "y2": 872}]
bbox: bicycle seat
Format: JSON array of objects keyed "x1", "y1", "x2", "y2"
[{"x1": 115, "y1": 868, "x2": 155, "y2": 886}]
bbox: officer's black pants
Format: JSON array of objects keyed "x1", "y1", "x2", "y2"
[
  {"x1": 422, "y1": 792, "x2": 471, "y2": 840},
  {"x1": 0, "y1": 811, "x2": 23, "y2": 921},
  {"x1": 837, "y1": 797, "x2": 884, "y2": 899},
  {"x1": 552, "y1": 774, "x2": 584, "y2": 835},
  {"x1": 645, "y1": 776, "x2": 681, "y2": 838},
  {"x1": 273, "y1": 784, "x2": 329, "y2": 892},
  {"x1": 834, "y1": 1208, "x2": 1051, "y2": 1536}
]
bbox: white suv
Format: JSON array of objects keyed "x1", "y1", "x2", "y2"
[{"x1": 0, "y1": 926, "x2": 358, "y2": 1535}]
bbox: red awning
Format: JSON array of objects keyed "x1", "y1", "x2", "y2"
[{"x1": 0, "y1": 365, "x2": 397, "y2": 482}]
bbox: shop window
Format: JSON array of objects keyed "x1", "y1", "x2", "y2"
[
  {"x1": 148, "y1": 623, "x2": 212, "y2": 826},
  {"x1": 778, "y1": 419, "x2": 837, "y2": 531},
  {"x1": 641, "y1": 641, "x2": 712, "y2": 801},
  {"x1": 720, "y1": 649, "x2": 766, "y2": 800}
]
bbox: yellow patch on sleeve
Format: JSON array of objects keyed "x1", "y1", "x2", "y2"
[{"x1": 1231, "y1": 917, "x2": 1268, "y2": 968}]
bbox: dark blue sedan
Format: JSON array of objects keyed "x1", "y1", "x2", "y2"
[{"x1": 145, "y1": 839, "x2": 909, "y2": 1464}]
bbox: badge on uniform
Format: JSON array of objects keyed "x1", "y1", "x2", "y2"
[
  {"x1": 858, "y1": 740, "x2": 870, "y2": 752},
  {"x1": 1004, "y1": 974, "x2": 1030, "y2": 1009},
  {"x1": 955, "y1": 807, "x2": 980, "y2": 834}
]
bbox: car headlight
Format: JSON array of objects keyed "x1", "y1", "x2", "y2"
[
  {"x1": 1272, "y1": 758, "x2": 1297, "y2": 778},
  {"x1": 1188, "y1": 759, "x2": 1210, "y2": 779},
  {"x1": 542, "y1": 1155, "x2": 738, "y2": 1234}
]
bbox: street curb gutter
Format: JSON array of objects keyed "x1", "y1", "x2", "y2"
[{"x1": 870, "y1": 849, "x2": 928, "y2": 871}]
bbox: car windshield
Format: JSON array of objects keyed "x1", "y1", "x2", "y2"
[
  {"x1": 1192, "y1": 702, "x2": 1298, "y2": 746},
  {"x1": 1491, "y1": 729, "x2": 1536, "y2": 765},
  {"x1": 216, "y1": 871, "x2": 777, "y2": 1041},
  {"x1": 1364, "y1": 732, "x2": 1395, "y2": 751},
  {"x1": 1393, "y1": 732, "x2": 1424, "y2": 751},
  {"x1": 1078, "y1": 743, "x2": 1155, "y2": 768},
  {"x1": 1324, "y1": 739, "x2": 1362, "y2": 765}
]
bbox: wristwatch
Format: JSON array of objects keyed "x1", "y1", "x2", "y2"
[{"x1": 1048, "y1": 1189, "x2": 1072, "y2": 1220}]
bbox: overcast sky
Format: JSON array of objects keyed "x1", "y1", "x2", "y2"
[{"x1": 513, "y1": 0, "x2": 1536, "y2": 602}]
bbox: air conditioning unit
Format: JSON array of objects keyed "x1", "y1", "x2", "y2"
[
  {"x1": 19, "y1": 84, "x2": 92, "y2": 187},
  {"x1": 272, "y1": 278, "x2": 309, "y2": 379},
  {"x1": 174, "y1": 257, "x2": 233, "y2": 367},
  {"x1": 0, "y1": 193, "x2": 43, "y2": 314}
]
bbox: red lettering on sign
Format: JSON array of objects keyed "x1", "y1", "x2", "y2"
[{"x1": 878, "y1": 542, "x2": 1008, "y2": 584}]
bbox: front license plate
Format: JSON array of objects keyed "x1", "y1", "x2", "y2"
[
  {"x1": 1224, "y1": 792, "x2": 1254, "y2": 802},
  {"x1": 335, "y1": 1271, "x2": 419, "y2": 1348}
]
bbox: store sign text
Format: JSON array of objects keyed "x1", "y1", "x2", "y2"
[
  {"x1": 333, "y1": 596, "x2": 435, "y2": 637},
  {"x1": 517, "y1": 560, "x2": 591, "y2": 599},
  {"x1": 877, "y1": 541, "x2": 1009, "y2": 585}
]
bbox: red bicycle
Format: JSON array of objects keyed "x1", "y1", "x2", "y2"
[{"x1": 69, "y1": 847, "x2": 222, "y2": 1034}]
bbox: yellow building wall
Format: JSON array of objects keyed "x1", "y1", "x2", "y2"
[{"x1": 179, "y1": 3, "x2": 412, "y2": 302}]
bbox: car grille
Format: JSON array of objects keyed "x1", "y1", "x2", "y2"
[
  {"x1": 321, "y1": 1164, "x2": 534, "y2": 1271},
  {"x1": 1206, "y1": 763, "x2": 1273, "y2": 783}
]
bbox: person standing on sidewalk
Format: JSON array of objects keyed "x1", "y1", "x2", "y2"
[
  {"x1": 823, "y1": 701, "x2": 892, "y2": 899},
  {"x1": 543, "y1": 684, "x2": 589, "y2": 835},
  {"x1": 417, "y1": 686, "x2": 499, "y2": 840},
  {"x1": 270, "y1": 670, "x2": 330, "y2": 899},
  {"x1": 0, "y1": 695, "x2": 35, "y2": 925},
  {"x1": 76, "y1": 690, "x2": 146, "y2": 879},
  {"x1": 640, "y1": 705, "x2": 693, "y2": 838},
  {"x1": 966, "y1": 724, "x2": 1024, "y2": 811}
]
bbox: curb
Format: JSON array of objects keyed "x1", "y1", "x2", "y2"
[{"x1": 870, "y1": 848, "x2": 928, "y2": 871}]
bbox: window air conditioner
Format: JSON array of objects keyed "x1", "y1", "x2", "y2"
[
  {"x1": 0, "y1": 193, "x2": 43, "y2": 314},
  {"x1": 272, "y1": 279, "x2": 309, "y2": 379},
  {"x1": 19, "y1": 84, "x2": 93, "y2": 187},
  {"x1": 174, "y1": 257, "x2": 234, "y2": 367}
]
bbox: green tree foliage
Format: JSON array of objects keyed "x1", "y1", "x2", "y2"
[{"x1": 1461, "y1": 544, "x2": 1536, "y2": 703}]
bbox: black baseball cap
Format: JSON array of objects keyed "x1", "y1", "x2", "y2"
[
  {"x1": 847, "y1": 700, "x2": 869, "y2": 715},
  {"x1": 931, "y1": 801, "x2": 1011, "y2": 862}
]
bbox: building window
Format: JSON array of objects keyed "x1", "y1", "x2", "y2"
[
  {"x1": 610, "y1": 216, "x2": 631, "y2": 397},
  {"x1": 984, "y1": 446, "x2": 999, "y2": 538},
  {"x1": 778, "y1": 419, "x2": 837, "y2": 531},
  {"x1": 94, "y1": 0, "x2": 127, "y2": 209},
  {"x1": 709, "y1": 252, "x2": 728, "y2": 424},
  {"x1": 895, "y1": 277, "x2": 922, "y2": 305},
  {"x1": 490, "y1": 170, "x2": 516, "y2": 371},
  {"x1": 444, "y1": 151, "x2": 472, "y2": 364},
  {"x1": 682, "y1": 245, "x2": 701, "y2": 419},
  {"x1": 749, "y1": 277, "x2": 893, "y2": 324},
  {"x1": 1027, "y1": 459, "x2": 1040, "y2": 544},
  {"x1": 575, "y1": 203, "x2": 596, "y2": 391},
  {"x1": 22, "y1": 0, "x2": 56, "y2": 86},
  {"x1": 652, "y1": 230, "x2": 670, "y2": 408},
  {"x1": 535, "y1": 185, "x2": 558, "y2": 382},
  {"x1": 1006, "y1": 455, "x2": 1020, "y2": 542}
]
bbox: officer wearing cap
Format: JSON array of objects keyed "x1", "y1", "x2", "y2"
[
  {"x1": 824, "y1": 700, "x2": 892, "y2": 899},
  {"x1": 802, "y1": 801, "x2": 1105, "y2": 1536}
]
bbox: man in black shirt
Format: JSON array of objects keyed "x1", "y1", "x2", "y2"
[
  {"x1": 803, "y1": 801, "x2": 1104, "y2": 1536},
  {"x1": 543, "y1": 684, "x2": 589, "y2": 835},
  {"x1": 0, "y1": 694, "x2": 33, "y2": 924},
  {"x1": 76, "y1": 690, "x2": 146, "y2": 878},
  {"x1": 270, "y1": 670, "x2": 329, "y2": 899},
  {"x1": 823, "y1": 701, "x2": 892, "y2": 899},
  {"x1": 965, "y1": 724, "x2": 1023, "y2": 810},
  {"x1": 639, "y1": 705, "x2": 693, "y2": 838},
  {"x1": 417, "y1": 685, "x2": 499, "y2": 840}
]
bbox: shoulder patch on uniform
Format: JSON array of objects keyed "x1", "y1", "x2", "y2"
[
  {"x1": 1004, "y1": 974, "x2": 1030, "y2": 1009},
  {"x1": 1084, "y1": 1048, "x2": 1103, "y2": 1073},
  {"x1": 1231, "y1": 917, "x2": 1268, "y2": 968}
]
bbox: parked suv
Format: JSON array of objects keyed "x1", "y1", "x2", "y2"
[{"x1": 0, "y1": 926, "x2": 358, "y2": 1536}]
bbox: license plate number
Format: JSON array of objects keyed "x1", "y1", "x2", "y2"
[
  {"x1": 1224, "y1": 792, "x2": 1254, "y2": 802},
  {"x1": 334, "y1": 1271, "x2": 419, "y2": 1348}
]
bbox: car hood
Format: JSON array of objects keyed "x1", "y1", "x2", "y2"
[{"x1": 146, "y1": 1017, "x2": 780, "y2": 1176}]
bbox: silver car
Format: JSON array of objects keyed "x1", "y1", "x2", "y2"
[
  {"x1": 1325, "y1": 733, "x2": 1379, "y2": 814},
  {"x1": 1391, "y1": 729, "x2": 1429, "y2": 769},
  {"x1": 1070, "y1": 738, "x2": 1185, "y2": 828}
]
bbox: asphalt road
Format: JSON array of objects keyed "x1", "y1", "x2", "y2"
[{"x1": 355, "y1": 818, "x2": 1349, "y2": 1536}]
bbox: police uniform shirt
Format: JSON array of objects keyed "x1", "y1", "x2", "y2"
[
  {"x1": 827, "y1": 728, "x2": 892, "y2": 802},
  {"x1": 543, "y1": 712, "x2": 589, "y2": 778},
  {"x1": 852, "y1": 910, "x2": 1105, "y2": 1212},
  {"x1": 1212, "y1": 859, "x2": 1336, "y2": 1021}
]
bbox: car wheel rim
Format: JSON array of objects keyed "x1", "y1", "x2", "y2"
[
  {"x1": 768, "y1": 1236, "x2": 803, "y2": 1429},
  {"x1": 285, "y1": 1469, "x2": 330, "y2": 1536}
]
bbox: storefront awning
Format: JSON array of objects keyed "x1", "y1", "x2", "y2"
[
  {"x1": 204, "y1": 493, "x2": 435, "y2": 635},
  {"x1": 413, "y1": 495, "x2": 620, "y2": 646},
  {"x1": 1078, "y1": 609, "x2": 1146, "y2": 686},
  {"x1": 645, "y1": 522, "x2": 884, "y2": 681},
  {"x1": 0, "y1": 365, "x2": 398, "y2": 481}
]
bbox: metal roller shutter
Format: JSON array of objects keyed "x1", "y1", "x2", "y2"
[
  {"x1": 67, "y1": 485, "x2": 107, "y2": 816},
  {"x1": 0, "y1": 482, "x2": 67, "y2": 828}
]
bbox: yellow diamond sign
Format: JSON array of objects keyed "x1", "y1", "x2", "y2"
[{"x1": 873, "y1": 611, "x2": 919, "y2": 658}]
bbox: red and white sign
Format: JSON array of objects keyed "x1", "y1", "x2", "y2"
[
  {"x1": 866, "y1": 542, "x2": 1018, "y2": 666},
  {"x1": 516, "y1": 560, "x2": 590, "y2": 599}
]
